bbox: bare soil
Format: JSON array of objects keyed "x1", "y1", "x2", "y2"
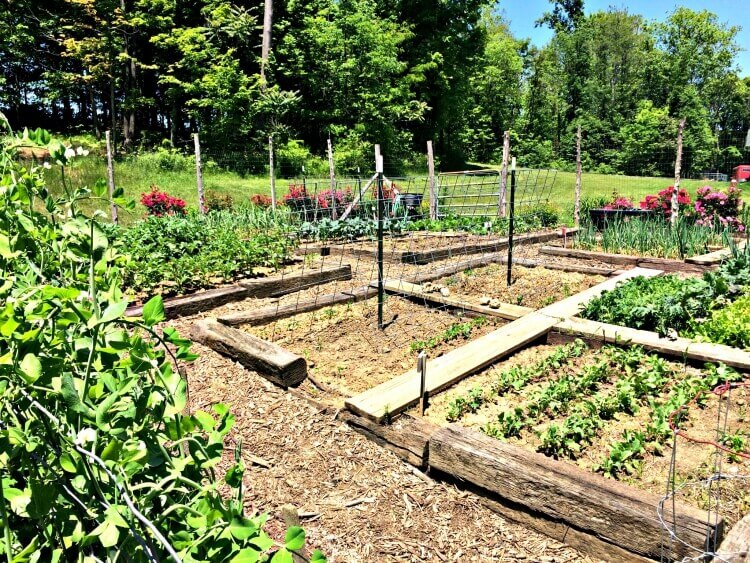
[
  {"x1": 435, "y1": 263, "x2": 606, "y2": 309},
  {"x1": 247, "y1": 296, "x2": 505, "y2": 398}
]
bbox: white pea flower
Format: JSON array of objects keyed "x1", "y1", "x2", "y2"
[
  {"x1": 82, "y1": 149, "x2": 90, "y2": 156},
  {"x1": 74, "y1": 427, "x2": 97, "y2": 446},
  {"x1": 64, "y1": 147, "x2": 76, "y2": 159},
  {"x1": 43, "y1": 162, "x2": 52, "y2": 169},
  {"x1": 137, "y1": 441, "x2": 147, "y2": 451},
  {"x1": 76, "y1": 146, "x2": 84, "y2": 155}
]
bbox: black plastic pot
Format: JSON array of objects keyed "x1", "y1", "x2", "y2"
[
  {"x1": 398, "y1": 193, "x2": 424, "y2": 218},
  {"x1": 588, "y1": 208, "x2": 655, "y2": 230}
]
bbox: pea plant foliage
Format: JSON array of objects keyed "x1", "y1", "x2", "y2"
[{"x1": 0, "y1": 121, "x2": 324, "y2": 562}]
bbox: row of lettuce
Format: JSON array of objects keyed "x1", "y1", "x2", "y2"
[{"x1": 1, "y1": 129, "x2": 322, "y2": 559}]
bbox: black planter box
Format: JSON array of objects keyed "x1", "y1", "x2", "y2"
[{"x1": 588, "y1": 208, "x2": 655, "y2": 230}]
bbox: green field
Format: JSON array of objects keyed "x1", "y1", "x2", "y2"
[{"x1": 39, "y1": 153, "x2": 736, "y2": 225}]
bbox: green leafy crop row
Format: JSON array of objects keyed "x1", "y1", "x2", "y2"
[{"x1": 445, "y1": 339, "x2": 587, "y2": 422}]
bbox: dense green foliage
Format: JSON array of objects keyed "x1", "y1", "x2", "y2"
[
  {"x1": 580, "y1": 245, "x2": 750, "y2": 347},
  {"x1": 114, "y1": 206, "x2": 295, "y2": 296},
  {"x1": 1, "y1": 1, "x2": 748, "y2": 172},
  {"x1": 0, "y1": 126, "x2": 321, "y2": 559}
]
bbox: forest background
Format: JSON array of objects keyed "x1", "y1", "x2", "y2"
[{"x1": 1, "y1": 0, "x2": 749, "y2": 178}]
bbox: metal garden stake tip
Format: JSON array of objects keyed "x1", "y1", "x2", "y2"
[{"x1": 418, "y1": 351, "x2": 428, "y2": 416}]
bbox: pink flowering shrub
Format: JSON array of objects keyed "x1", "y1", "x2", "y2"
[
  {"x1": 639, "y1": 186, "x2": 691, "y2": 218},
  {"x1": 315, "y1": 187, "x2": 354, "y2": 209},
  {"x1": 694, "y1": 185, "x2": 744, "y2": 232},
  {"x1": 603, "y1": 194, "x2": 635, "y2": 210},
  {"x1": 140, "y1": 185, "x2": 186, "y2": 216}
]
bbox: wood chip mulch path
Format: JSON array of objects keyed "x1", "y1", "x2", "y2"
[{"x1": 172, "y1": 315, "x2": 602, "y2": 562}]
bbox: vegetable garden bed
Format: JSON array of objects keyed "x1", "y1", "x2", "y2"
[
  {"x1": 297, "y1": 229, "x2": 564, "y2": 265},
  {"x1": 412, "y1": 340, "x2": 750, "y2": 528}
]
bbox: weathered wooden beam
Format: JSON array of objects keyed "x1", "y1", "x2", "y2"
[
  {"x1": 346, "y1": 268, "x2": 661, "y2": 422},
  {"x1": 429, "y1": 424, "x2": 720, "y2": 562},
  {"x1": 539, "y1": 245, "x2": 639, "y2": 265},
  {"x1": 380, "y1": 279, "x2": 532, "y2": 321},
  {"x1": 471, "y1": 485, "x2": 654, "y2": 563},
  {"x1": 337, "y1": 411, "x2": 437, "y2": 468},
  {"x1": 191, "y1": 318, "x2": 307, "y2": 387},
  {"x1": 126, "y1": 265, "x2": 351, "y2": 319},
  {"x1": 714, "y1": 514, "x2": 750, "y2": 562},
  {"x1": 219, "y1": 287, "x2": 377, "y2": 327},
  {"x1": 539, "y1": 245, "x2": 713, "y2": 274},
  {"x1": 126, "y1": 286, "x2": 250, "y2": 319},
  {"x1": 556, "y1": 317, "x2": 750, "y2": 371},
  {"x1": 240, "y1": 264, "x2": 352, "y2": 298}
]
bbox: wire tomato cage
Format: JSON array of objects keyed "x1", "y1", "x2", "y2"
[{"x1": 659, "y1": 381, "x2": 750, "y2": 563}]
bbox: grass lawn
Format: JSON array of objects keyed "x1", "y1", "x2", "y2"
[{"x1": 40, "y1": 153, "x2": 738, "y2": 226}]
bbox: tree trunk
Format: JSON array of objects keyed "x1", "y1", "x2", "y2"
[
  {"x1": 260, "y1": 0, "x2": 273, "y2": 87},
  {"x1": 89, "y1": 85, "x2": 100, "y2": 140}
]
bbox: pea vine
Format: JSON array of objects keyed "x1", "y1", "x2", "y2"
[{"x1": 0, "y1": 123, "x2": 324, "y2": 561}]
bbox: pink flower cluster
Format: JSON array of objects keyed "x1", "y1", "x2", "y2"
[
  {"x1": 315, "y1": 187, "x2": 354, "y2": 209},
  {"x1": 639, "y1": 186, "x2": 691, "y2": 218},
  {"x1": 694, "y1": 185, "x2": 744, "y2": 232},
  {"x1": 283, "y1": 183, "x2": 309, "y2": 204},
  {"x1": 140, "y1": 185, "x2": 186, "y2": 217},
  {"x1": 603, "y1": 196, "x2": 635, "y2": 210}
]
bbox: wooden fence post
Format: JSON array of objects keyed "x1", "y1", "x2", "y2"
[
  {"x1": 194, "y1": 133, "x2": 206, "y2": 214},
  {"x1": 574, "y1": 124, "x2": 582, "y2": 228},
  {"x1": 427, "y1": 140, "x2": 437, "y2": 220},
  {"x1": 499, "y1": 131, "x2": 510, "y2": 217},
  {"x1": 105, "y1": 130, "x2": 118, "y2": 224},
  {"x1": 671, "y1": 118, "x2": 686, "y2": 225},
  {"x1": 327, "y1": 137, "x2": 337, "y2": 220},
  {"x1": 268, "y1": 135, "x2": 276, "y2": 211}
]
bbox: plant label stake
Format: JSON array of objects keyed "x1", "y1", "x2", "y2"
[{"x1": 418, "y1": 351, "x2": 428, "y2": 415}]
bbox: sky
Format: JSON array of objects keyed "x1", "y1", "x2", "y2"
[{"x1": 500, "y1": 0, "x2": 750, "y2": 77}]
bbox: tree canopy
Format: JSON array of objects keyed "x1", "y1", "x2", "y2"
[{"x1": 1, "y1": 0, "x2": 748, "y2": 173}]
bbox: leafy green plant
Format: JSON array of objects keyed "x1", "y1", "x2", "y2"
[
  {"x1": 581, "y1": 243, "x2": 750, "y2": 343},
  {"x1": 0, "y1": 125, "x2": 322, "y2": 561},
  {"x1": 447, "y1": 340, "x2": 587, "y2": 422},
  {"x1": 411, "y1": 317, "x2": 487, "y2": 353},
  {"x1": 597, "y1": 430, "x2": 646, "y2": 477},
  {"x1": 116, "y1": 205, "x2": 295, "y2": 296}
]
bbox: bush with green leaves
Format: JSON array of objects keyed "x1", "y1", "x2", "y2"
[
  {"x1": 0, "y1": 124, "x2": 323, "y2": 562},
  {"x1": 581, "y1": 245, "x2": 750, "y2": 343},
  {"x1": 116, "y1": 206, "x2": 296, "y2": 296}
]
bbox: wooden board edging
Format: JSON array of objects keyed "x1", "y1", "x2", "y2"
[
  {"x1": 191, "y1": 318, "x2": 307, "y2": 387},
  {"x1": 126, "y1": 265, "x2": 353, "y2": 320},
  {"x1": 126, "y1": 285, "x2": 249, "y2": 319},
  {"x1": 239, "y1": 264, "x2": 352, "y2": 298},
  {"x1": 556, "y1": 317, "x2": 750, "y2": 371},
  {"x1": 429, "y1": 424, "x2": 721, "y2": 562},
  {"x1": 337, "y1": 411, "x2": 437, "y2": 469},
  {"x1": 346, "y1": 268, "x2": 661, "y2": 422},
  {"x1": 539, "y1": 245, "x2": 713, "y2": 274},
  {"x1": 387, "y1": 280, "x2": 750, "y2": 371}
]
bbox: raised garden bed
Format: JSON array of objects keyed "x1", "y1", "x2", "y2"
[
  {"x1": 412, "y1": 340, "x2": 750, "y2": 528},
  {"x1": 191, "y1": 263, "x2": 750, "y2": 563},
  {"x1": 297, "y1": 229, "x2": 566, "y2": 265}
]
